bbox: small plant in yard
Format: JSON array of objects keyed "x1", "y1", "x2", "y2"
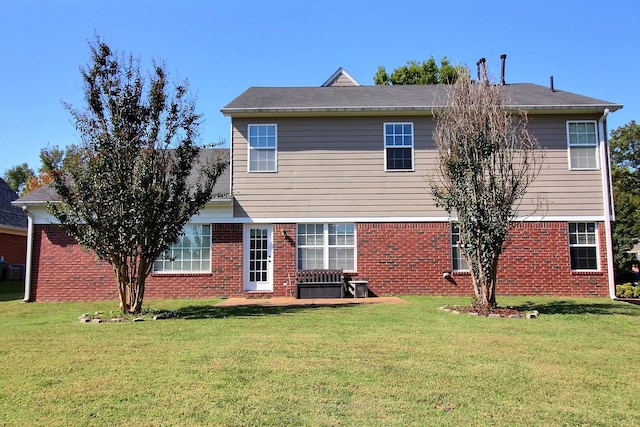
[{"x1": 616, "y1": 283, "x2": 640, "y2": 298}]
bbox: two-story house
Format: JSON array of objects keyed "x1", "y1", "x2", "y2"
[{"x1": 14, "y1": 68, "x2": 622, "y2": 302}]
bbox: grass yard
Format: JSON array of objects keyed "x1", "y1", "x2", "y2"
[{"x1": 0, "y1": 288, "x2": 639, "y2": 426}]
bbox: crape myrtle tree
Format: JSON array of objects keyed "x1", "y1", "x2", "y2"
[
  {"x1": 431, "y1": 69, "x2": 542, "y2": 309},
  {"x1": 44, "y1": 36, "x2": 226, "y2": 314}
]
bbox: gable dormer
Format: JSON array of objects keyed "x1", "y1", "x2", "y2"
[{"x1": 321, "y1": 67, "x2": 361, "y2": 87}]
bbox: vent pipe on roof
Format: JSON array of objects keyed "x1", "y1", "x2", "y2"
[
  {"x1": 500, "y1": 54, "x2": 507, "y2": 85},
  {"x1": 550, "y1": 76, "x2": 556, "y2": 92},
  {"x1": 479, "y1": 58, "x2": 488, "y2": 84}
]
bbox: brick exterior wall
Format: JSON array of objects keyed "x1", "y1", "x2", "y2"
[
  {"x1": 30, "y1": 224, "x2": 244, "y2": 302},
  {"x1": 354, "y1": 221, "x2": 608, "y2": 298},
  {"x1": 27, "y1": 221, "x2": 610, "y2": 302},
  {"x1": 0, "y1": 232, "x2": 27, "y2": 265}
]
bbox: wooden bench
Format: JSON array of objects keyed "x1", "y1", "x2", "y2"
[{"x1": 296, "y1": 269, "x2": 345, "y2": 299}]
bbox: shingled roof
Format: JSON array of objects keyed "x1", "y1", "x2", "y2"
[
  {"x1": 221, "y1": 83, "x2": 622, "y2": 117},
  {"x1": 13, "y1": 149, "x2": 231, "y2": 205},
  {"x1": 0, "y1": 178, "x2": 27, "y2": 229}
]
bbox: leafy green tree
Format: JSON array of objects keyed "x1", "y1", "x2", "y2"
[
  {"x1": 373, "y1": 56, "x2": 461, "y2": 85},
  {"x1": 373, "y1": 66, "x2": 389, "y2": 86},
  {"x1": 22, "y1": 146, "x2": 82, "y2": 194},
  {"x1": 609, "y1": 120, "x2": 640, "y2": 271},
  {"x1": 431, "y1": 69, "x2": 542, "y2": 309},
  {"x1": 44, "y1": 36, "x2": 226, "y2": 314},
  {"x1": 3, "y1": 163, "x2": 35, "y2": 195},
  {"x1": 439, "y1": 57, "x2": 458, "y2": 84}
]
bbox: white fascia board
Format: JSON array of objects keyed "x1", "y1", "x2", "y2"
[
  {"x1": 225, "y1": 214, "x2": 607, "y2": 224},
  {"x1": 23, "y1": 200, "x2": 234, "y2": 225},
  {"x1": 0, "y1": 225, "x2": 27, "y2": 236}
]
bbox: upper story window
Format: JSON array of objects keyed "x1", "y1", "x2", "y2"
[
  {"x1": 248, "y1": 124, "x2": 277, "y2": 172},
  {"x1": 568, "y1": 222, "x2": 598, "y2": 271},
  {"x1": 153, "y1": 224, "x2": 212, "y2": 273},
  {"x1": 567, "y1": 121, "x2": 598, "y2": 170},
  {"x1": 384, "y1": 122, "x2": 414, "y2": 171}
]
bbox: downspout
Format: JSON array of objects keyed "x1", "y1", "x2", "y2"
[
  {"x1": 598, "y1": 109, "x2": 616, "y2": 299},
  {"x1": 229, "y1": 122, "x2": 234, "y2": 199},
  {"x1": 21, "y1": 206, "x2": 34, "y2": 302}
]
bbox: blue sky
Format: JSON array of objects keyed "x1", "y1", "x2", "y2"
[{"x1": 1, "y1": 0, "x2": 638, "y2": 174}]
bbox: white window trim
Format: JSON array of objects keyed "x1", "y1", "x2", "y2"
[
  {"x1": 247, "y1": 123, "x2": 278, "y2": 173},
  {"x1": 384, "y1": 122, "x2": 415, "y2": 172},
  {"x1": 568, "y1": 222, "x2": 600, "y2": 272},
  {"x1": 296, "y1": 223, "x2": 357, "y2": 272},
  {"x1": 450, "y1": 223, "x2": 469, "y2": 272},
  {"x1": 566, "y1": 120, "x2": 599, "y2": 171},
  {"x1": 152, "y1": 223, "x2": 212, "y2": 274}
]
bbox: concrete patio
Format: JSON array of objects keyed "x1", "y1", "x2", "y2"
[{"x1": 215, "y1": 296, "x2": 409, "y2": 307}]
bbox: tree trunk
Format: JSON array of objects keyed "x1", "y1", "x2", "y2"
[
  {"x1": 469, "y1": 249, "x2": 499, "y2": 309},
  {"x1": 113, "y1": 257, "x2": 148, "y2": 314}
]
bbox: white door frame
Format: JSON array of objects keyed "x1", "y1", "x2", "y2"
[{"x1": 243, "y1": 224, "x2": 273, "y2": 292}]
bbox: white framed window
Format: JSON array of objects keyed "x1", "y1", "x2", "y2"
[
  {"x1": 568, "y1": 222, "x2": 598, "y2": 271},
  {"x1": 567, "y1": 121, "x2": 598, "y2": 170},
  {"x1": 248, "y1": 124, "x2": 277, "y2": 172},
  {"x1": 153, "y1": 224, "x2": 212, "y2": 273},
  {"x1": 297, "y1": 223, "x2": 356, "y2": 271},
  {"x1": 384, "y1": 122, "x2": 414, "y2": 171},
  {"x1": 451, "y1": 223, "x2": 469, "y2": 271}
]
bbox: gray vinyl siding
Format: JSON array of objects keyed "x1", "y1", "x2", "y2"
[
  {"x1": 326, "y1": 74, "x2": 357, "y2": 87},
  {"x1": 231, "y1": 115, "x2": 605, "y2": 219}
]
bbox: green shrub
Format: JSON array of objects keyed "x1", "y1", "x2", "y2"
[{"x1": 616, "y1": 283, "x2": 640, "y2": 298}]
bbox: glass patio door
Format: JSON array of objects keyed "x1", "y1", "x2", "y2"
[{"x1": 243, "y1": 225, "x2": 273, "y2": 292}]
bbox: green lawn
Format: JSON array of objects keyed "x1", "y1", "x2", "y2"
[{"x1": 1, "y1": 290, "x2": 639, "y2": 426}]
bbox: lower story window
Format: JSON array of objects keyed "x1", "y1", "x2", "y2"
[
  {"x1": 451, "y1": 223, "x2": 469, "y2": 271},
  {"x1": 297, "y1": 223, "x2": 356, "y2": 271},
  {"x1": 569, "y1": 222, "x2": 598, "y2": 270},
  {"x1": 153, "y1": 224, "x2": 212, "y2": 273}
]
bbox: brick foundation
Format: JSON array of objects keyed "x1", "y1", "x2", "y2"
[{"x1": 28, "y1": 221, "x2": 610, "y2": 302}]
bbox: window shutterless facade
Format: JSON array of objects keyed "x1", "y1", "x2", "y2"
[
  {"x1": 451, "y1": 223, "x2": 469, "y2": 271},
  {"x1": 153, "y1": 224, "x2": 212, "y2": 273},
  {"x1": 568, "y1": 222, "x2": 598, "y2": 271},
  {"x1": 567, "y1": 121, "x2": 598, "y2": 170},
  {"x1": 248, "y1": 124, "x2": 277, "y2": 172},
  {"x1": 384, "y1": 122, "x2": 414, "y2": 171},
  {"x1": 297, "y1": 223, "x2": 356, "y2": 271}
]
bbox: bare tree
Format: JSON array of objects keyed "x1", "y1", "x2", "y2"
[{"x1": 431, "y1": 70, "x2": 542, "y2": 309}]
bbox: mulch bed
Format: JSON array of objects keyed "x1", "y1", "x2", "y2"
[{"x1": 453, "y1": 305, "x2": 525, "y2": 317}]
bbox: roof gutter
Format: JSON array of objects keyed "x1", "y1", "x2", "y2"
[
  {"x1": 221, "y1": 104, "x2": 623, "y2": 118},
  {"x1": 21, "y1": 206, "x2": 34, "y2": 303},
  {"x1": 598, "y1": 109, "x2": 616, "y2": 299}
]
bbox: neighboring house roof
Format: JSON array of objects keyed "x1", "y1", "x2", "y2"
[
  {"x1": 221, "y1": 83, "x2": 622, "y2": 117},
  {"x1": 12, "y1": 149, "x2": 231, "y2": 205},
  {"x1": 0, "y1": 178, "x2": 27, "y2": 229}
]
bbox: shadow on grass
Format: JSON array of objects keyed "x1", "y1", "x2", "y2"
[
  {"x1": 510, "y1": 299, "x2": 640, "y2": 316},
  {"x1": 176, "y1": 302, "x2": 361, "y2": 320},
  {"x1": 0, "y1": 280, "x2": 24, "y2": 302}
]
